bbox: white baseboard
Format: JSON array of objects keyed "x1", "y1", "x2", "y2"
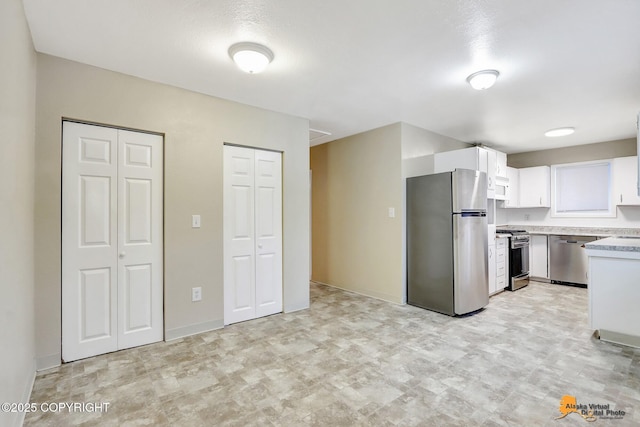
[
  {"x1": 36, "y1": 353, "x2": 61, "y2": 371},
  {"x1": 164, "y1": 319, "x2": 223, "y2": 341},
  {"x1": 13, "y1": 358, "x2": 37, "y2": 427},
  {"x1": 311, "y1": 280, "x2": 403, "y2": 304},
  {"x1": 284, "y1": 302, "x2": 310, "y2": 313}
]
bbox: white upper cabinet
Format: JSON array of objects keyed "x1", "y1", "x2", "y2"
[
  {"x1": 518, "y1": 166, "x2": 550, "y2": 207},
  {"x1": 495, "y1": 151, "x2": 507, "y2": 179},
  {"x1": 434, "y1": 146, "x2": 500, "y2": 198},
  {"x1": 503, "y1": 166, "x2": 519, "y2": 208},
  {"x1": 434, "y1": 147, "x2": 487, "y2": 173},
  {"x1": 613, "y1": 156, "x2": 640, "y2": 206},
  {"x1": 486, "y1": 149, "x2": 496, "y2": 198}
]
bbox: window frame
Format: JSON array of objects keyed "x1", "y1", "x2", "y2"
[{"x1": 550, "y1": 159, "x2": 615, "y2": 218}]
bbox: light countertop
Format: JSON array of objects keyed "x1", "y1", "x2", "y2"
[
  {"x1": 496, "y1": 225, "x2": 640, "y2": 237},
  {"x1": 585, "y1": 236, "x2": 640, "y2": 253}
]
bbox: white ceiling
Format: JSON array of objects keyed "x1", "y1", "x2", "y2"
[{"x1": 22, "y1": 0, "x2": 640, "y2": 153}]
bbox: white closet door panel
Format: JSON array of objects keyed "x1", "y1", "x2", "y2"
[
  {"x1": 117, "y1": 129, "x2": 163, "y2": 350},
  {"x1": 80, "y1": 176, "x2": 112, "y2": 246},
  {"x1": 124, "y1": 178, "x2": 152, "y2": 244},
  {"x1": 254, "y1": 150, "x2": 282, "y2": 317},
  {"x1": 63, "y1": 123, "x2": 163, "y2": 361},
  {"x1": 256, "y1": 252, "x2": 278, "y2": 316},
  {"x1": 79, "y1": 267, "x2": 112, "y2": 340},
  {"x1": 62, "y1": 122, "x2": 118, "y2": 362},
  {"x1": 232, "y1": 254, "x2": 255, "y2": 310},
  {"x1": 224, "y1": 146, "x2": 282, "y2": 324},
  {"x1": 224, "y1": 146, "x2": 256, "y2": 324},
  {"x1": 122, "y1": 263, "x2": 152, "y2": 332}
]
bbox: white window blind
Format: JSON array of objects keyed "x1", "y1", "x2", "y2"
[{"x1": 553, "y1": 161, "x2": 611, "y2": 215}]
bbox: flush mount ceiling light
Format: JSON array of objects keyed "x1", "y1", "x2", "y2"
[
  {"x1": 544, "y1": 127, "x2": 575, "y2": 137},
  {"x1": 466, "y1": 69, "x2": 500, "y2": 90},
  {"x1": 228, "y1": 42, "x2": 274, "y2": 74}
]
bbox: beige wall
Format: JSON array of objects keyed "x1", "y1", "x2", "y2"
[
  {"x1": 508, "y1": 138, "x2": 636, "y2": 168},
  {"x1": 401, "y1": 122, "x2": 470, "y2": 160},
  {"x1": 0, "y1": 1, "x2": 37, "y2": 425},
  {"x1": 311, "y1": 122, "x2": 470, "y2": 304},
  {"x1": 311, "y1": 124, "x2": 404, "y2": 303},
  {"x1": 35, "y1": 55, "x2": 309, "y2": 369}
]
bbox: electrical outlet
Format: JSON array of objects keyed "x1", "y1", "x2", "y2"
[
  {"x1": 192, "y1": 287, "x2": 202, "y2": 302},
  {"x1": 192, "y1": 215, "x2": 201, "y2": 228},
  {"x1": 524, "y1": 214, "x2": 530, "y2": 221}
]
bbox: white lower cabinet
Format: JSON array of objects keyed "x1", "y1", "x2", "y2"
[
  {"x1": 493, "y1": 236, "x2": 508, "y2": 295},
  {"x1": 530, "y1": 234, "x2": 549, "y2": 279},
  {"x1": 488, "y1": 238, "x2": 496, "y2": 295}
]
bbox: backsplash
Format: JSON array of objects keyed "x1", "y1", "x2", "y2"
[{"x1": 497, "y1": 205, "x2": 640, "y2": 229}]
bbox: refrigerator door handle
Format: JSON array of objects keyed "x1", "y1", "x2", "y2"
[{"x1": 460, "y1": 211, "x2": 487, "y2": 217}]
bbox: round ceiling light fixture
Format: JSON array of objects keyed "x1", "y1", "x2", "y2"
[
  {"x1": 228, "y1": 42, "x2": 274, "y2": 74},
  {"x1": 544, "y1": 127, "x2": 575, "y2": 137},
  {"x1": 466, "y1": 69, "x2": 500, "y2": 90}
]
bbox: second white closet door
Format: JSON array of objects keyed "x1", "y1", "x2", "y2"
[{"x1": 224, "y1": 145, "x2": 282, "y2": 325}]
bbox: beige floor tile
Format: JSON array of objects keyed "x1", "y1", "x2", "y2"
[{"x1": 24, "y1": 281, "x2": 640, "y2": 426}]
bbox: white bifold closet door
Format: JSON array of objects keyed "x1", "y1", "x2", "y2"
[
  {"x1": 223, "y1": 145, "x2": 283, "y2": 325},
  {"x1": 62, "y1": 121, "x2": 163, "y2": 362}
]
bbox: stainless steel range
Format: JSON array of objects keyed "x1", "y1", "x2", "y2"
[{"x1": 496, "y1": 229, "x2": 530, "y2": 291}]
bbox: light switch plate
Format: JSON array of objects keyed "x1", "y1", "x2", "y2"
[
  {"x1": 192, "y1": 215, "x2": 201, "y2": 228},
  {"x1": 192, "y1": 287, "x2": 202, "y2": 302}
]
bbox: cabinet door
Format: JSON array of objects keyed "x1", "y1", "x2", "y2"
[
  {"x1": 495, "y1": 237, "x2": 507, "y2": 293},
  {"x1": 496, "y1": 151, "x2": 507, "y2": 179},
  {"x1": 434, "y1": 147, "x2": 479, "y2": 173},
  {"x1": 529, "y1": 235, "x2": 549, "y2": 279},
  {"x1": 519, "y1": 166, "x2": 550, "y2": 207},
  {"x1": 613, "y1": 156, "x2": 640, "y2": 206},
  {"x1": 485, "y1": 148, "x2": 496, "y2": 198},
  {"x1": 488, "y1": 242, "x2": 496, "y2": 294},
  {"x1": 504, "y1": 167, "x2": 519, "y2": 208}
]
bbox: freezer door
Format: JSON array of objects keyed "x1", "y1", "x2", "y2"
[
  {"x1": 453, "y1": 213, "x2": 489, "y2": 314},
  {"x1": 452, "y1": 169, "x2": 487, "y2": 212}
]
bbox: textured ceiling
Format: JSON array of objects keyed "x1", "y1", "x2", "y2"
[{"x1": 22, "y1": 0, "x2": 640, "y2": 153}]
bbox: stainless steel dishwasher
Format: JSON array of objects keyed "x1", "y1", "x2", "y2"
[{"x1": 549, "y1": 235, "x2": 598, "y2": 286}]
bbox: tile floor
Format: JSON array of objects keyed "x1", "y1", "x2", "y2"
[{"x1": 25, "y1": 281, "x2": 640, "y2": 426}]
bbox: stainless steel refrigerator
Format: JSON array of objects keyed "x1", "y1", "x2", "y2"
[{"x1": 407, "y1": 169, "x2": 489, "y2": 316}]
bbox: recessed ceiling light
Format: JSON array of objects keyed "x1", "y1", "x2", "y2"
[
  {"x1": 544, "y1": 127, "x2": 575, "y2": 137},
  {"x1": 466, "y1": 69, "x2": 500, "y2": 90},
  {"x1": 228, "y1": 42, "x2": 274, "y2": 74}
]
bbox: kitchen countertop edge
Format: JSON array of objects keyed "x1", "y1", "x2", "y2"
[
  {"x1": 496, "y1": 225, "x2": 640, "y2": 237},
  {"x1": 584, "y1": 237, "x2": 640, "y2": 253}
]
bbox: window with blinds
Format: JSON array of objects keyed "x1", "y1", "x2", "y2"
[{"x1": 551, "y1": 160, "x2": 614, "y2": 217}]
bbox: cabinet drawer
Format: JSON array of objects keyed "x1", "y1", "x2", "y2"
[
  {"x1": 496, "y1": 247, "x2": 506, "y2": 262},
  {"x1": 496, "y1": 238, "x2": 507, "y2": 249},
  {"x1": 497, "y1": 275, "x2": 506, "y2": 289},
  {"x1": 497, "y1": 261, "x2": 506, "y2": 278}
]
